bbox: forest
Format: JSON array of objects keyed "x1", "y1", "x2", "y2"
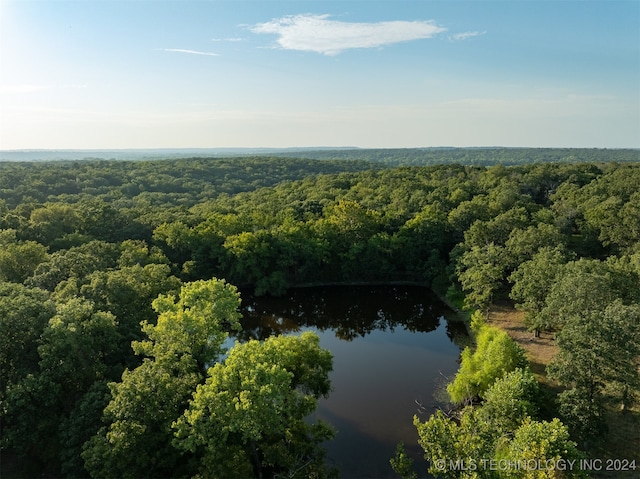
[{"x1": 1, "y1": 149, "x2": 639, "y2": 478}]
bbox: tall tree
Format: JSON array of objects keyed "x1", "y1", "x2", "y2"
[
  {"x1": 0, "y1": 229, "x2": 49, "y2": 283},
  {"x1": 478, "y1": 368, "x2": 540, "y2": 436},
  {"x1": 27, "y1": 203, "x2": 80, "y2": 248},
  {"x1": 508, "y1": 246, "x2": 572, "y2": 334},
  {"x1": 547, "y1": 300, "x2": 640, "y2": 442},
  {"x1": 535, "y1": 259, "x2": 629, "y2": 332},
  {"x1": 83, "y1": 279, "x2": 242, "y2": 479},
  {"x1": 456, "y1": 243, "x2": 509, "y2": 310},
  {"x1": 496, "y1": 418, "x2": 587, "y2": 479},
  {"x1": 0, "y1": 282, "x2": 55, "y2": 400},
  {"x1": 2, "y1": 299, "x2": 121, "y2": 476},
  {"x1": 447, "y1": 322, "x2": 528, "y2": 405},
  {"x1": 78, "y1": 263, "x2": 182, "y2": 367},
  {"x1": 174, "y1": 332, "x2": 335, "y2": 479}
]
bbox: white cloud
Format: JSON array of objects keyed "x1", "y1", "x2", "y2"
[
  {"x1": 449, "y1": 31, "x2": 486, "y2": 41},
  {"x1": 211, "y1": 37, "x2": 243, "y2": 42},
  {"x1": 249, "y1": 14, "x2": 446, "y2": 55},
  {"x1": 160, "y1": 48, "x2": 219, "y2": 57}
]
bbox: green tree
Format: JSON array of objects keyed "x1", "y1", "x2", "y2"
[
  {"x1": 579, "y1": 167, "x2": 640, "y2": 252},
  {"x1": 497, "y1": 418, "x2": 586, "y2": 479},
  {"x1": 153, "y1": 221, "x2": 199, "y2": 271},
  {"x1": 222, "y1": 230, "x2": 290, "y2": 296},
  {"x1": 78, "y1": 263, "x2": 181, "y2": 366},
  {"x1": 75, "y1": 197, "x2": 149, "y2": 243},
  {"x1": 390, "y1": 443, "x2": 418, "y2": 479},
  {"x1": 80, "y1": 264, "x2": 180, "y2": 326},
  {"x1": 393, "y1": 203, "x2": 450, "y2": 281},
  {"x1": 2, "y1": 299, "x2": 121, "y2": 476},
  {"x1": 0, "y1": 282, "x2": 55, "y2": 400},
  {"x1": 447, "y1": 195, "x2": 491, "y2": 238},
  {"x1": 508, "y1": 246, "x2": 572, "y2": 333},
  {"x1": 27, "y1": 203, "x2": 80, "y2": 248},
  {"x1": 27, "y1": 240, "x2": 120, "y2": 292},
  {"x1": 456, "y1": 243, "x2": 509, "y2": 310},
  {"x1": 313, "y1": 200, "x2": 383, "y2": 280},
  {"x1": 478, "y1": 368, "x2": 540, "y2": 436},
  {"x1": 547, "y1": 300, "x2": 640, "y2": 442},
  {"x1": 616, "y1": 191, "x2": 640, "y2": 250},
  {"x1": 83, "y1": 358, "x2": 201, "y2": 479},
  {"x1": 83, "y1": 279, "x2": 242, "y2": 478},
  {"x1": 138, "y1": 278, "x2": 242, "y2": 371},
  {"x1": 535, "y1": 259, "x2": 624, "y2": 332},
  {"x1": 412, "y1": 369, "x2": 583, "y2": 479},
  {"x1": 413, "y1": 407, "x2": 495, "y2": 479},
  {"x1": 462, "y1": 207, "x2": 530, "y2": 250},
  {"x1": 117, "y1": 239, "x2": 171, "y2": 267},
  {"x1": 503, "y1": 223, "x2": 565, "y2": 268},
  {"x1": 447, "y1": 323, "x2": 528, "y2": 405},
  {"x1": 174, "y1": 332, "x2": 335, "y2": 479},
  {"x1": 0, "y1": 229, "x2": 49, "y2": 283}
]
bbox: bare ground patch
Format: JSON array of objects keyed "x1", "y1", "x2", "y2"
[{"x1": 486, "y1": 303, "x2": 558, "y2": 387}]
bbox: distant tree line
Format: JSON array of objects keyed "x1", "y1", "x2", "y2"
[{"x1": 272, "y1": 147, "x2": 639, "y2": 166}]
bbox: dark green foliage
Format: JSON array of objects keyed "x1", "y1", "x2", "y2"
[
  {"x1": 270, "y1": 147, "x2": 639, "y2": 167},
  {"x1": 82, "y1": 280, "x2": 335, "y2": 479},
  {"x1": 536, "y1": 258, "x2": 640, "y2": 331},
  {"x1": 478, "y1": 368, "x2": 540, "y2": 435},
  {"x1": 83, "y1": 279, "x2": 242, "y2": 479},
  {"x1": 2, "y1": 300, "x2": 123, "y2": 476},
  {"x1": 27, "y1": 202, "x2": 81, "y2": 248},
  {"x1": 1, "y1": 154, "x2": 639, "y2": 477},
  {"x1": 2, "y1": 158, "x2": 637, "y2": 295},
  {"x1": 82, "y1": 359, "x2": 200, "y2": 479},
  {"x1": 0, "y1": 282, "x2": 55, "y2": 399},
  {"x1": 77, "y1": 264, "x2": 181, "y2": 368},
  {"x1": 0, "y1": 230, "x2": 49, "y2": 282},
  {"x1": 26, "y1": 240, "x2": 121, "y2": 291},
  {"x1": 0, "y1": 156, "x2": 377, "y2": 209},
  {"x1": 508, "y1": 246, "x2": 573, "y2": 331},
  {"x1": 548, "y1": 300, "x2": 640, "y2": 443}
]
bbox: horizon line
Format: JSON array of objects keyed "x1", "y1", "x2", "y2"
[{"x1": 2, "y1": 146, "x2": 639, "y2": 152}]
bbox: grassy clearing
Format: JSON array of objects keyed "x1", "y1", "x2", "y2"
[
  {"x1": 486, "y1": 303, "x2": 640, "y2": 477},
  {"x1": 486, "y1": 303, "x2": 558, "y2": 386}
]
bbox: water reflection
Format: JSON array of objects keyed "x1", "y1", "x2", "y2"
[
  {"x1": 237, "y1": 285, "x2": 466, "y2": 478},
  {"x1": 239, "y1": 285, "x2": 465, "y2": 341}
]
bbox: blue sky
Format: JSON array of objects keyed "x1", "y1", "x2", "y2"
[{"x1": 1, "y1": 0, "x2": 638, "y2": 149}]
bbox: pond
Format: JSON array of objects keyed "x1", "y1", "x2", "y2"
[{"x1": 238, "y1": 285, "x2": 467, "y2": 479}]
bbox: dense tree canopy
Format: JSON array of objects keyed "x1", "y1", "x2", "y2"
[
  {"x1": 83, "y1": 279, "x2": 242, "y2": 479},
  {"x1": 174, "y1": 332, "x2": 334, "y2": 479},
  {"x1": 1, "y1": 152, "x2": 639, "y2": 477}
]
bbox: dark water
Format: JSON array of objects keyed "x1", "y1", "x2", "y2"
[{"x1": 238, "y1": 285, "x2": 467, "y2": 479}]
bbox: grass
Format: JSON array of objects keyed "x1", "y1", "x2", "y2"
[{"x1": 486, "y1": 303, "x2": 558, "y2": 385}]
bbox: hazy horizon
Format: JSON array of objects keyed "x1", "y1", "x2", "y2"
[{"x1": 1, "y1": 1, "x2": 638, "y2": 150}]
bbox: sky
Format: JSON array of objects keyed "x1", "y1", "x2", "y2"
[{"x1": 0, "y1": 0, "x2": 638, "y2": 149}]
